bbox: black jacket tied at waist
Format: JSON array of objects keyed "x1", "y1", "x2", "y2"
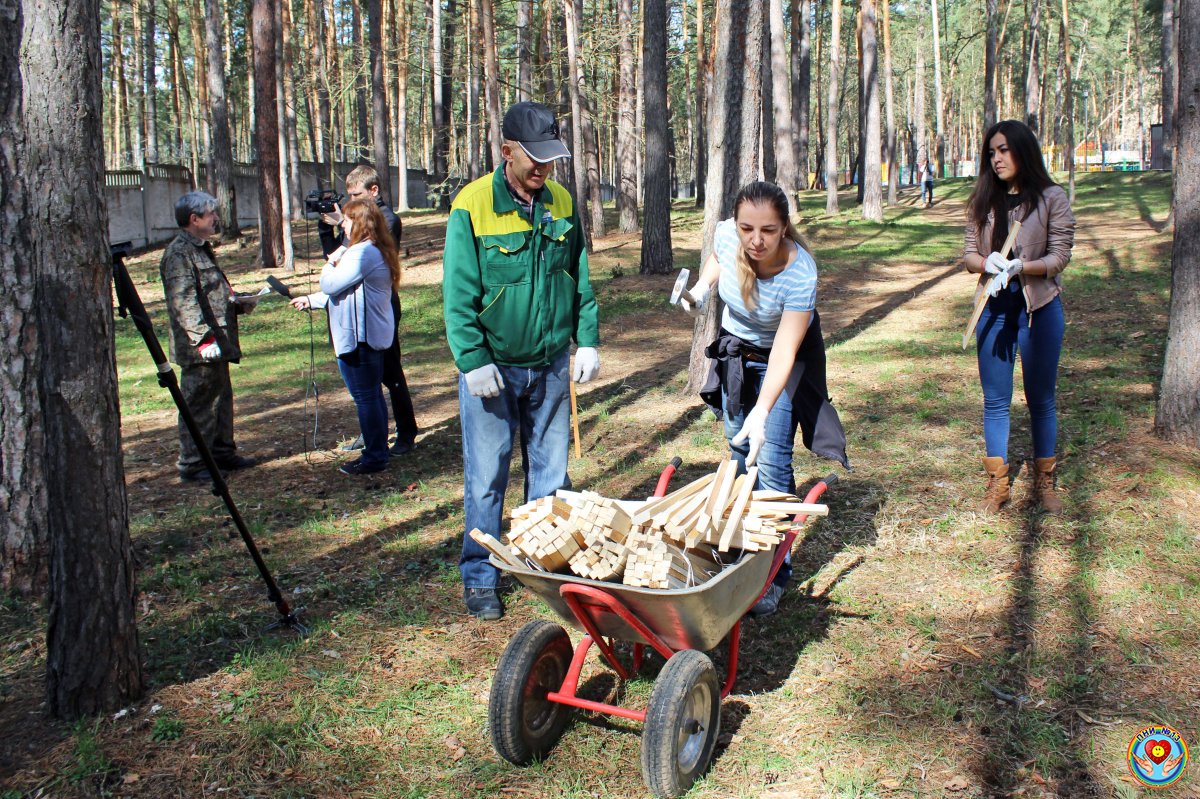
[{"x1": 700, "y1": 310, "x2": 850, "y2": 469}]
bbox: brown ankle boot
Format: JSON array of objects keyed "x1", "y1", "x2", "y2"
[
  {"x1": 980, "y1": 456, "x2": 1010, "y2": 513},
  {"x1": 1031, "y1": 457, "x2": 1063, "y2": 513}
]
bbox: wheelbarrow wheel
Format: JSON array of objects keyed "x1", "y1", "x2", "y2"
[
  {"x1": 640, "y1": 649, "x2": 721, "y2": 798},
  {"x1": 489, "y1": 620, "x2": 573, "y2": 765}
]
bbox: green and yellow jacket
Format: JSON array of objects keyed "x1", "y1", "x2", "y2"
[{"x1": 442, "y1": 167, "x2": 599, "y2": 372}]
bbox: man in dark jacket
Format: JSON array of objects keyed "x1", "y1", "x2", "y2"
[
  {"x1": 160, "y1": 191, "x2": 257, "y2": 482},
  {"x1": 317, "y1": 164, "x2": 418, "y2": 454}
]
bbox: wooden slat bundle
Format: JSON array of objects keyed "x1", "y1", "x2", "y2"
[{"x1": 500, "y1": 456, "x2": 830, "y2": 590}]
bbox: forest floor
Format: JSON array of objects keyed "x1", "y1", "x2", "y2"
[{"x1": 1, "y1": 171, "x2": 1198, "y2": 799}]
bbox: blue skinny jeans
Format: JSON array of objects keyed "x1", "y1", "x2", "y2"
[
  {"x1": 975, "y1": 284, "x2": 1064, "y2": 463},
  {"x1": 337, "y1": 344, "x2": 390, "y2": 468},
  {"x1": 723, "y1": 357, "x2": 809, "y2": 587}
]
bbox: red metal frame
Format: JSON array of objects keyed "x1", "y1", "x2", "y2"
[{"x1": 542, "y1": 464, "x2": 835, "y2": 722}]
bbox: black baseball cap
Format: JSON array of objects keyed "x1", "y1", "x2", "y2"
[{"x1": 502, "y1": 102, "x2": 571, "y2": 163}]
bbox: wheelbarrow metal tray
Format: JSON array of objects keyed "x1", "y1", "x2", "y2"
[{"x1": 493, "y1": 549, "x2": 773, "y2": 652}]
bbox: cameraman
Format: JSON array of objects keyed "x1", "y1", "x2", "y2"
[{"x1": 310, "y1": 165, "x2": 418, "y2": 455}]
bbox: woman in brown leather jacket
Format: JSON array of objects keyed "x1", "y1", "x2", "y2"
[{"x1": 963, "y1": 120, "x2": 1076, "y2": 513}]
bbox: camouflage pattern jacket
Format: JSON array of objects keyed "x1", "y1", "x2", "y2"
[{"x1": 160, "y1": 231, "x2": 242, "y2": 366}]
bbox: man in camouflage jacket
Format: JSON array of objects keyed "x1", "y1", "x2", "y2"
[{"x1": 160, "y1": 191, "x2": 257, "y2": 481}]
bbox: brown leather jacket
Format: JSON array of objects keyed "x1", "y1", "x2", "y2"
[{"x1": 965, "y1": 183, "x2": 1076, "y2": 315}]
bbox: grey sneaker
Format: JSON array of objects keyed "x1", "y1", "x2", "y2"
[
  {"x1": 464, "y1": 587, "x2": 503, "y2": 621},
  {"x1": 750, "y1": 583, "x2": 785, "y2": 617},
  {"x1": 341, "y1": 434, "x2": 365, "y2": 452}
]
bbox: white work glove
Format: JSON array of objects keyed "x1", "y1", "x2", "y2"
[
  {"x1": 985, "y1": 259, "x2": 1024, "y2": 297},
  {"x1": 464, "y1": 364, "x2": 505, "y2": 398},
  {"x1": 573, "y1": 347, "x2": 600, "y2": 384},
  {"x1": 680, "y1": 282, "x2": 710, "y2": 318},
  {"x1": 984, "y1": 252, "x2": 1009, "y2": 275},
  {"x1": 730, "y1": 405, "x2": 769, "y2": 467},
  {"x1": 197, "y1": 340, "x2": 222, "y2": 361}
]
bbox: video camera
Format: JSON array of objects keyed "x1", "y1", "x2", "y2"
[{"x1": 304, "y1": 188, "x2": 344, "y2": 217}]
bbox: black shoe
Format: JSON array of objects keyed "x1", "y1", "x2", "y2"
[
  {"x1": 338, "y1": 458, "x2": 387, "y2": 476},
  {"x1": 390, "y1": 438, "x2": 416, "y2": 455},
  {"x1": 464, "y1": 587, "x2": 503, "y2": 620},
  {"x1": 215, "y1": 454, "x2": 257, "y2": 471},
  {"x1": 179, "y1": 467, "x2": 220, "y2": 483},
  {"x1": 341, "y1": 434, "x2": 365, "y2": 452}
]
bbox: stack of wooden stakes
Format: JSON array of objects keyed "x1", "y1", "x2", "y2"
[{"x1": 467, "y1": 455, "x2": 828, "y2": 591}]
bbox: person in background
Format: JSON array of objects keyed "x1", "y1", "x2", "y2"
[
  {"x1": 963, "y1": 119, "x2": 1075, "y2": 514},
  {"x1": 676, "y1": 181, "x2": 849, "y2": 617},
  {"x1": 920, "y1": 158, "x2": 936, "y2": 207},
  {"x1": 317, "y1": 164, "x2": 417, "y2": 455},
  {"x1": 442, "y1": 101, "x2": 600, "y2": 621},
  {"x1": 160, "y1": 191, "x2": 258, "y2": 482},
  {"x1": 308, "y1": 199, "x2": 403, "y2": 475}
]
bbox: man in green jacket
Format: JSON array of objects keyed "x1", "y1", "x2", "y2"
[{"x1": 443, "y1": 101, "x2": 601, "y2": 620}]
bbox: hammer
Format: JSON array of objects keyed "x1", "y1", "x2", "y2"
[{"x1": 669, "y1": 268, "x2": 696, "y2": 306}]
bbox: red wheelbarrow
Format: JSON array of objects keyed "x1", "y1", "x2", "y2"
[{"x1": 487, "y1": 460, "x2": 837, "y2": 798}]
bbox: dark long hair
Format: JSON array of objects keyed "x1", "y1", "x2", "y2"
[
  {"x1": 966, "y1": 120, "x2": 1056, "y2": 253},
  {"x1": 732, "y1": 181, "x2": 810, "y2": 310}
]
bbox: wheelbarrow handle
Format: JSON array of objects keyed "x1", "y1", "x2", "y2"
[
  {"x1": 761, "y1": 474, "x2": 837, "y2": 593},
  {"x1": 652, "y1": 457, "x2": 684, "y2": 498}
]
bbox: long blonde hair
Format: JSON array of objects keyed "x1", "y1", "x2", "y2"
[
  {"x1": 733, "y1": 182, "x2": 809, "y2": 310},
  {"x1": 342, "y1": 199, "x2": 402, "y2": 289}
]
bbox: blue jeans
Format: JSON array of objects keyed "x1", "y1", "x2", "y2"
[
  {"x1": 723, "y1": 357, "x2": 806, "y2": 586},
  {"x1": 976, "y1": 287, "x2": 1064, "y2": 462},
  {"x1": 337, "y1": 345, "x2": 390, "y2": 467},
  {"x1": 459, "y1": 349, "x2": 571, "y2": 589}
]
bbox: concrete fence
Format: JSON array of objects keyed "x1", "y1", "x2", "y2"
[{"x1": 106, "y1": 161, "x2": 431, "y2": 249}]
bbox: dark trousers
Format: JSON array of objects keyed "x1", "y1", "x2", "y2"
[
  {"x1": 384, "y1": 293, "x2": 418, "y2": 445},
  {"x1": 178, "y1": 361, "x2": 236, "y2": 474}
]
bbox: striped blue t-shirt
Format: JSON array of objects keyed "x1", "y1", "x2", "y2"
[{"x1": 715, "y1": 218, "x2": 818, "y2": 348}]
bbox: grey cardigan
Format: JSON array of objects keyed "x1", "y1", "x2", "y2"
[
  {"x1": 965, "y1": 183, "x2": 1076, "y2": 314},
  {"x1": 319, "y1": 241, "x2": 395, "y2": 356}
]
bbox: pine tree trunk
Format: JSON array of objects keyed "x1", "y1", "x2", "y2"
[
  {"x1": 825, "y1": 0, "x2": 842, "y2": 213},
  {"x1": 252, "y1": 0, "x2": 284, "y2": 268},
  {"x1": 916, "y1": 20, "x2": 927, "y2": 163},
  {"x1": 1060, "y1": 0, "x2": 1075, "y2": 202},
  {"x1": 143, "y1": 0, "x2": 158, "y2": 162},
  {"x1": 205, "y1": 0, "x2": 240, "y2": 238},
  {"x1": 860, "y1": 0, "x2": 882, "y2": 220},
  {"x1": 616, "y1": 0, "x2": 639, "y2": 232},
  {"x1": 516, "y1": 0, "x2": 532, "y2": 101},
  {"x1": 281, "y1": 0, "x2": 304, "y2": 217},
  {"x1": 466, "y1": 0, "x2": 480, "y2": 180},
  {"x1": 693, "y1": 0, "x2": 707, "y2": 206},
  {"x1": 367, "y1": 0, "x2": 393, "y2": 201},
  {"x1": 640, "y1": 0, "x2": 672, "y2": 273},
  {"x1": 273, "y1": 0, "x2": 294, "y2": 270},
  {"x1": 769, "y1": 0, "x2": 798, "y2": 197},
  {"x1": 794, "y1": 0, "x2": 812, "y2": 189},
  {"x1": 930, "y1": 0, "x2": 945, "y2": 177},
  {"x1": 687, "y1": 0, "x2": 764, "y2": 392},
  {"x1": 984, "y1": 0, "x2": 998, "y2": 130},
  {"x1": 1025, "y1": 0, "x2": 1042, "y2": 130},
  {"x1": 1, "y1": 0, "x2": 47, "y2": 595},
  {"x1": 112, "y1": 2, "x2": 129, "y2": 165},
  {"x1": 1155, "y1": 0, "x2": 1199, "y2": 445},
  {"x1": 23, "y1": 0, "x2": 144, "y2": 717},
  {"x1": 431, "y1": 0, "x2": 450, "y2": 206},
  {"x1": 305, "y1": 0, "x2": 333, "y2": 185},
  {"x1": 394, "y1": 0, "x2": 411, "y2": 208},
  {"x1": 480, "y1": 0, "x2": 502, "y2": 169},
  {"x1": 1162, "y1": 0, "x2": 1176, "y2": 170},
  {"x1": 130, "y1": 0, "x2": 144, "y2": 164},
  {"x1": 562, "y1": 0, "x2": 593, "y2": 248},
  {"x1": 882, "y1": 0, "x2": 897, "y2": 206}
]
